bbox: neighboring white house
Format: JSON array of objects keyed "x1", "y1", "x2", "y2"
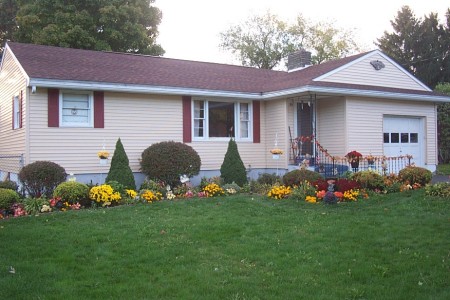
[{"x1": 0, "y1": 42, "x2": 449, "y2": 186}]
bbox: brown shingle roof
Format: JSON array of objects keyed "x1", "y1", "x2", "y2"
[{"x1": 4, "y1": 42, "x2": 438, "y2": 97}]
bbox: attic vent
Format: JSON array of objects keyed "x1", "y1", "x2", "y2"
[
  {"x1": 370, "y1": 60, "x2": 385, "y2": 70},
  {"x1": 287, "y1": 49, "x2": 312, "y2": 71}
]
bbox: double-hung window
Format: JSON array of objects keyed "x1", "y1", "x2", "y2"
[
  {"x1": 193, "y1": 99, "x2": 252, "y2": 141},
  {"x1": 60, "y1": 91, "x2": 93, "y2": 127}
]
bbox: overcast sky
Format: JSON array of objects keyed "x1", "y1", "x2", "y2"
[{"x1": 155, "y1": 0, "x2": 449, "y2": 65}]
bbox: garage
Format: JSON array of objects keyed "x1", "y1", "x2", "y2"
[{"x1": 383, "y1": 116, "x2": 424, "y2": 168}]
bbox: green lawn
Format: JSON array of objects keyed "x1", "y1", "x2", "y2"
[
  {"x1": 1, "y1": 191, "x2": 449, "y2": 299},
  {"x1": 437, "y1": 164, "x2": 450, "y2": 175}
]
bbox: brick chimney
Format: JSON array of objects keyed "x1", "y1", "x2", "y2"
[{"x1": 287, "y1": 49, "x2": 312, "y2": 71}]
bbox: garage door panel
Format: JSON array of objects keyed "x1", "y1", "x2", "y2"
[{"x1": 383, "y1": 116, "x2": 423, "y2": 168}]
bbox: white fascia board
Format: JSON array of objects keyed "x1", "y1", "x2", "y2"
[
  {"x1": 28, "y1": 78, "x2": 262, "y2": 99},
  {"x1": 29, "y1": 78, "x2": 450, "y2": 103}
]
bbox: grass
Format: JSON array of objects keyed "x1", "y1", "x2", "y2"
[
  {"x1": 437, "y1": 164, "x2": 450, "y2": 175},
  {"x1": 0, "y1": 191, "x2": 449, "y2": 299}
]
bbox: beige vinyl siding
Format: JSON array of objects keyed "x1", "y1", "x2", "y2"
[
  {"x1": 0, "y1": 48, "x2": 27, "y2": 163},
  {"x1": 264, "y1": 100, "x2": 288, "y2": 168},
  {"x1": 317, "y1": 53, "x2": 429, "y2": 91},
  {"x1": 28, "y1": 91, "x2": 270, "y2": 174},
  {"x1": 28, "y1": 91, "x2": 183, "y2": 174},
  {"x1": 345, "y1": 97, "x2": 436, "y2": 165},
  {"x1": 316, "y1": 97, "x2": 346, "y2": 156}
]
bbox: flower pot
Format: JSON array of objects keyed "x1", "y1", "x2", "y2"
[
  {"x1": 350, "y1": 160, "x2": 359, "y2": 169},
  {"x1": 272, "y1": 154, "x2": 280, "y2": 159},
  {"x1": 99, "y1": 158, "x2": 108, "y2": 165}
]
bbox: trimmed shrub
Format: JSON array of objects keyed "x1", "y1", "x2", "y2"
[
  {"x1": 19, "y1": 161, "x2": 67, "y2": 198},
  {"x1": 53, "y1": 181, "x2": 89, "y2": 205},
  {"x1": 398, "y1": 165, "x2": 432, "y2": 186},
  {"x1": 0, "y1": 180, "x2": 18, "y2": 191},
  {"x1": 220, "y1": 139, "x2": 247, "y2": 186},
  {"x1": 140, "y1": 141, "x2": 201, "y2": 187},
  {"x1": 105, "y1": 138, "x2": 136, "y2": 190},
  {"x1": 257, "y1": 173, "x2": 281, "y2": 185},
  {"x1": 282, "y1": 169, "x2": 322, "y2": 187},
  {"x1": 351, "y1": 170, "x2": 384, "y2": 191},
  {"x1": 0, "y1": 188, "x2": 20, "y2": 209}
]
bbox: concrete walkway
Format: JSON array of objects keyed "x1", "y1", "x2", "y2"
[{"x1": 431, "y1": 174, "x2": 450, "y2": 184}]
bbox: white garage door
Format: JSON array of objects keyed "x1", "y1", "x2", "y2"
[{"x1": 383, "y1": 116, "x2": 423, "y2": 167}]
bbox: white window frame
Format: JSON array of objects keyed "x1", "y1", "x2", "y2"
[
  {"x1": 13, "y1": 95, "x2": 20, "y2": 129},
  {"x1": 192, "y1": 98, "x2": 253, "y2": 142},
  {"x1": 59, "y1": 90, "x2": 94, "y2": 127}
]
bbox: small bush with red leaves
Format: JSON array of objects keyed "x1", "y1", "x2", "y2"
[{"x1": 19, "y1": 161, "x2": 67, "y2": 198}]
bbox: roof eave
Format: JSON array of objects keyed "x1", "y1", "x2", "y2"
[{"x1": 29, "y1": 78, "x2": 450, "y2": 103}]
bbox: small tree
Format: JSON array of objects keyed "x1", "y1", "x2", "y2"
[
  {"x1": 105, "y1": 138, "x2": 136, "y2": 190},
  {"x1": 220, "y1": 139, "x2": 247, "y2": 186}
]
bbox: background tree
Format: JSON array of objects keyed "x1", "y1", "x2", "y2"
[
  {"x1": 436, "y1": 83, "x2": 450, "y2": 163},
  {"x1": 0, "y1": 0, "x2": 18, "y2": 54},
  {"x1": 2, "y1": 0, "x2": 163, "y2": 55},
  {"x1": 219, "y1": 11, "x2": 293, "y2": 69},
  {"x1": 377, "y1": 6, "x2": 450, "y2": 88},
  {"x1": 106, "y1": 138, "x2": 136, "y2": 190},
  {"x1": 299, "y1": 20, "x2": 360, "y2": 64},
  {"x1": 220, "y1": 139, "x2": 247, "y2": 186},
  {"x1": 220, "y1": 11, "x2": 360, "y2": 70}
]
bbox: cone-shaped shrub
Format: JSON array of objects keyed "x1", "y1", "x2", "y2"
[
  {"x1": 220, "y1": 139, "x2": 247, "y2": 186},
  {"x1": 140, "y1": 141, "x2": 201, "y2": 187},
  {"x1": 105, "y1": 138, "x2": 136, "y2": 190}
]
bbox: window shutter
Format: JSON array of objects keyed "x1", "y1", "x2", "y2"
[
  {"x1": 48, "y1": 88, "x2": 59, "y2": 127},
  {"x1": 252, "y1": 100, "x2": 260, "y2": 143},
  {"x1": 94, "y1": 91, "x2": 104, "y2": 128},
  {"x1": 182, "y1": 96, "x2": 192, "y2": 143},
  {"x1": 19, "y1": 90, "x2": 23, "y2": 128}
]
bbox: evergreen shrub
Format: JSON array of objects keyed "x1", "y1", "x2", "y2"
[
  {"x1": 53, "y1": 181, "x2": 89, "y2": 205},
  {"x1": 105, "y1": 138, "x2": 136, "y2": 190},
  {"x1": 0, "y1": 188, "x2": 20, "y2": 209},
  {"x1": 140, "y1": 141, "x2": 201, "y2": 187},
  {"x1": 220, "y1": 139, "x2": 247, "y2": 186},
  {"x1": 19, "y1": 161, "x2": 67, "y2": 198}
]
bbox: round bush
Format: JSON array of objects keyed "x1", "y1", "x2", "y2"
[
  {"x1": 282, "y1": 169, "x2": 322, "y2": 187},
  {"x1": 140, "y1": 141, "x2": 201, "y2": 187},
  {"x1": 0, "y1": 188, "x2": 20, "y2": 209},
  {"x1": 398, "y1": 166, "x2": 432, "y2": 186},
  {"x1": 53, "y1": 181, "x2": 89, "y2": 205},
  {"x1": 351, "y1": 170, "x2": 384, "y2": 190},
  {"x1": 19, "y1": 161, "x2": 67, "y2": 198},
  {"x1": 0, "y1": 180, "x2": 18, "y2": 191}
]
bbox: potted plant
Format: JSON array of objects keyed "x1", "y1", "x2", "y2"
[
  {"x1": 270, "y1": 148, "x2": 283, "y2": 159},
  {"x1": 97, "y1": 150, "x2": 110, "y2": 164},
  {"x1": 345, "y1": 150, "x2": 362, "y2": 169}
]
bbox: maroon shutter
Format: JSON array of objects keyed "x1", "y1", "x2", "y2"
[
  {"x1": 48, "y1": 88, "x2": 59, "y2": 127},
  {"x1": 19, "y1": 90, "x2": 23, "y2": 128},
  {"x1": 94, "y1": 91, "x2": 104, "y2": 128},
  {"x1": 253, "y1": 100, "x2": 260, "y2": 143},
  {"x1": 182, "y1": 96, "x2": 192, "y2": 143}
]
